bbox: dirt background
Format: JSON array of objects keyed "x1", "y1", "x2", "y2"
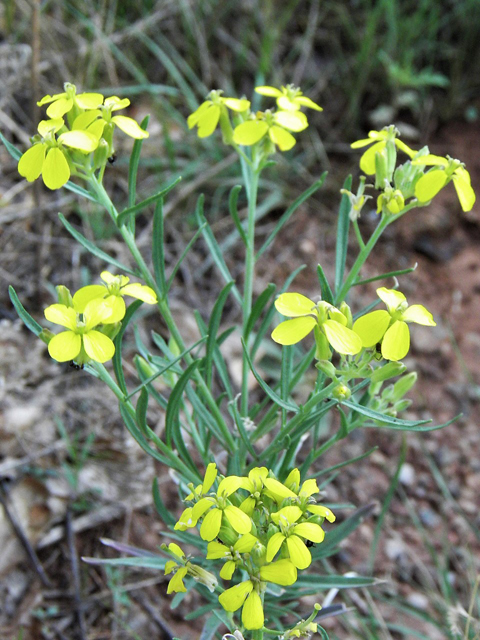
[{"x1": 1, "y1": 2, "x2": 480, "y2": 639}]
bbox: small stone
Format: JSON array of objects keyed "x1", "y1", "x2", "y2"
[
  {"x1": 399, "y1": 462, "x2": 415, "y2": 486},
  {"x1": 406, "y1": 592, "x2": 429, "y2": 610}
]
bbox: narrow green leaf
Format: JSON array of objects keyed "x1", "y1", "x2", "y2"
[
  {"x1": 353, "y1": 263, "x2": 417, "y2": 286},
  {"x1": 152, "y1": 477, "x2": 176, "y2": 526},
  {"x1": 165, "y1": 360, "x2": 199, "y2": 447},
  {"x1": 295, "y1": 574, "x2": 378, "y2": 588},
  {"x1": 83, "y1": 555, "x2": 166, "y2": 570},
  {"x1": 228, "y1": 184, "x2": 247, "y2": 245},
  {"x1": 205, "y1": 282, "x2": 235, "y2": 389},
  {"x1": 58, "y1": 213, "x2": 135, "y2": 274},
  {"x1": 343, "y1": 399, "x2": 459, "y2": 431},
  {"x1": 227, "y1": 398, "x2": 258, "y2": 460},
  {"x1": 317, "y1": 263, "x2": 334, "y2": 304},
  {"x1": 128, "y1": 115, "x2": 150, "y2": 208},
  {"x1": 244, "y1": 283, "x2": 276, "y2": 339},
  {"x1": 8, "y1": 286, "x2": 43, "y2": 336},
  {"x1": 64, "y1": 181, "x2": 98, "y2": 203},
  {"x1": 117, "y1": 176, "x2": 182, "y2": 227},
  {"x1": 0, "y1": 130, "x2": 22, "y2": 160},
  {"x1": 113, "y1": 300, "x2": 143, "y2": 395},
  {"x1": 167, "y1": 223, "x2": 207, "y2": 291},
  {"x1": 241, "y1": 339, "x2": 298, "y2": 413},
  {"x1": 257, "y1": 174, "x2": 327, "y2": 258},
  {"x1": 312, "y1": 446, "x2": 379, "y2": 477},
  {"x1": 195, "y1": 195, "x2": 242, "y2": 305},
  {"x1": 199, "y1": 614, "x2": 222, "y2": 640},
  {"x1": 335, "y1": 174, "x2": 353, "y2": 295},
  {"x1": 135, "y1": 388, "x2": 149, "y2": 438},
  {"x1": 152, "y1": 199, "x2": 167, "y2": 296}
]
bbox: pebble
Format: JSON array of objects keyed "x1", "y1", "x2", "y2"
[{"x1": 399, "y1": 462, "x2": 416, "y2": 486}]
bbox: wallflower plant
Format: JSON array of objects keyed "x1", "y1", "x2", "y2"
[{"x1": 4, "y1": 82, "x2": 475, "y2": 639}]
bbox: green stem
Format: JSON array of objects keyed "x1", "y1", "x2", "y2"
[
  {"x1": 241, "y1": 165, "x2": 260, "y2": 417},
  {"x1": 89, "y1": 177, "x2": 236, "y2": 453},
  {"x1": 335, "y1": 215, "x2": 390, "y2": 304}
]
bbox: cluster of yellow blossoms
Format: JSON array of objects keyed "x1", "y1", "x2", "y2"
[
  {"x1": 42, "y1": 271, "x2": 157, "y2": 365},
  {"x1": 188, "y1": 84, "x2": 322, "y2": 152},
  {"x1": 163, "y1": 463, "x2": 335, "y2": 631},
  {"x1": 18, "y1": 83, "x2": 148, "y2": 190},
  {"x1": 271, "y1": 287, "x2": 436, "y2": 363}
]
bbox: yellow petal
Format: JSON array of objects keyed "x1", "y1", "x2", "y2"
[
  {"x1": 44, "y1": 303, "x2": 77, "y2": 329},
  {"x1": 274, "y1": 110, "x2": 308, "y2": 132},
  {"x1": 359, "y1": 141, "x2": 386, "y2": 175},
  {"x1": 271, "y1": 317, "x2": 317, "y2": 345},
  {"x1": 220, "y1": 561, "x2": 236, "y2": 580},
  {"x1": 111, "y1": 115, "x2": 149, "y2": 139},
  {"x1": 395, "y1": 138, "x2": 416, "y2": 158},
  {"x1": 268, "y1": 125, "x2": 297, "y2": 151},
  {"x1": 167, "y1": 566, "x2": 187, "y2": 593},
  {"x1": 217, "y1": 475, "x2": 243, "y2": 497},
  {"x1": 376, "y1": 287, "x2": 406, "y2": 313},
  {"x1": 84, "y1": 299, "x2": 114, "y2": 329},
  {"x1": 275, "y1": 292, "x2": 317, "y2": 317},
  {"x1": 270, "y1": 505, "x2": 302, "y2": 524},
  {"x1": 259, "y1": 559, "x2": 297, "y2": 585},
  {"x1": 37, "y1": 92, "x2": 65, "y2": 107},
  {"x1": 42, "y1": 147, "x2": 70, "y2": 190},
  {"x1": 402, "y1": 304, "x2": 436, "y2": 326},
  {"x1": 75, "y1": 92, "x2": 104, "y2": 109},
  {"x1": 299, "y1": 478, "x2": 319, "y2": 497},
  {"x1": 219, "y1": 580, "x2": 253, "y2": 612},
  {"x1": 102, "y1": 295, "x2": 126, "y2": 323},
  {"x1": 168, "y1": 543, "x2": 185, "y2": 559},
  {"x1": 72, "y1": 285, "x2": 107, "y2": 313},
  {"x1": 46, "y1": 97, "x2": 73, "y2": 118},
  {"x1": 295, "y1": 96, "x2": 323, "y2": 111},
  {"x1": 353, "y1": 310, "x2": 391, "y2": 347},
  {"x1": 277, "y1": 95, "x2": 300, "y2": 111},
  {"x1": 453, "y1": 167, "x2": 476, "y2": 212},
  {"x1": 286, "y1": 535, "x2": 311, "y2": 569},
  {"x1": 192, "y1": 497, "x2": 214, "y2": 520},
  {"x1": 59, "y1": 130, "x2": 99, "y2": 152},
  {"x1": 195, "y1": 104, "x2": 221, "y2": 138},
  {"x1": 187, "y1": 101, "x2": 211, "y2": 128},
  {"x1": 307, "y1": 505, "x2": 336, "y2": 522},
  {"x1": 412, "y1": 154, "x2": 448, "y2": 167},
  {"x1": 234, "y1": 533, "x2": 258, "y2": 554},
  {"x1": 72, "y1": 110, "x2": 101, "y2": 130},
  {"x1": 284, "y1": 468, "x2": 301, "y2": 489},
  {"x1": 239, "y1": 496, "x2": 255, "y2": 516},
  {"x1": 121, "y1": 283, "x2": 158, "y2": 304},
  {"x1": 222, "y1": 97, "x2": 250, "y2": 112},
  {"x1": 206, "y1": 541, "x2": 228, "y2": 560},
  {"x1": 202, "y1": 462, "x2": 218, "y2": 494},
  {"x1": 224, "y1": 505, "x2": 252, "y2": 535},
  {"x1": 47, "y1": 331, "x2": 81, "y2": 362},
  {"x1": 233, "y1": 120, "x2": 269, "y2": 146},
  {"x1": 351, "y1": 137, "x2": 376, "y2": 149},
  {"x1": 200, "y1": 507, "x2": 222, "y2": 541},
  {"x1": 37, "y1": 118, "x2": 64, "y2": 137},
  {"x1": 105, "y1": 96, "x2": 130, "y2": 111},
  {"x1": 264, "y1": 480, "x2": 297, "y2": 502},
  {"x1": 82, "y1": 331, "x2": 115, "y2": 363},
  {"x1": 381, "y1": 321, "x2": 410, "y2": 361},
  {"x1": 292, "y1": 522, "x2": 325, "y2": 543},
  {"x1": 266, "y1": 532, "x2": 285, "y2": 562},
  {"x1": 414, "y1": 170, "x2": 448, "y2": 203},
  {"x1": 18, "y1": 144, "x2": 46, "y2": 182},
  {"x1": 255, "y1": 86, "x2": 282, "y2": 97},
  {"x1": 242, "y1": 590, "x2": 264, "y2": 630},
  {"x1": 322, "y1": 320, "x2": 362, "y2": 355}
]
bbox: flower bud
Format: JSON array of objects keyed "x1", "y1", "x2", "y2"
[
  {"x1": 394, "y1": 399, "x2": 411, "y2": 413},
  {"x1": 56, "y1": 285, "x2": 73, "y2": 308},
  {"x1": 370, "y1": 361, "x2": 406, "y2": 383},
  {"x1": 392, "y1": 371, "x2": 417, "y2": 401},
  {"x1": 187, "y1": 563, "x2": 218, "y2": 593},
  {"x1": 99, "y1": 322, "x2": 121, "y2": 341},
  {"x1": 332, "y1": 383, "x2": 351, "y2": 401},
  {"x1": 93, "y1": 138, "x2": 109, "y2": 171},
  {"x1": 250, "y1": 541, "x2": 267, "y2": 564},
  {"x1": 374, "y1": 148, "x2": 391, "y2": 189},
  {"x1": 314, "y1": 327, "x2": 331, "y2": 361},
  {"x1": 218, "y1": 524, "x2": 238, "y2": 547},
  {"x1": 315, "y1": 359, "x2": 337, "y2": 379},
  {"x1": 39, "y1": 328, "x2": 55, "y2": 345},
  {"x1": 339, "y1": 301, "x2": 353, "y2": 328},
  {"x1": 135, "y1": 355, "x2": 156, "y2": 378},
  {"x1": 219, "y1": 106, "x2": 234, "y2": 145}
]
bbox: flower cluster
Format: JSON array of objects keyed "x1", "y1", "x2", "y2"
[
  {"x1": 272, "y1": 287, "x2": 435, "y2": 363},
  {"x1": 164, "y1": 464, "x2": 335, "y2": 631},
  {"x1": 43, "y1": 271, "x2": 157, "y2": 365},
  {"x1": 349, "y1": 125, "x2": 475, "y2": 214},
  {"x1": 18, "y1": 83, "x2": 148, "y2": 190},
  {"x1": 188, "y1": 84, "x2": 321, "y2": 154}
]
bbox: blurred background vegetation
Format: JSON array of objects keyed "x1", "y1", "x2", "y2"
[{"x1": 1, "y1": 1, "x2": 480, "y2": 639}]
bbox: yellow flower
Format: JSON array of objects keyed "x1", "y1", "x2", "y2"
[
  {"x1": 174, "y1": 463, "x2": 218, "y2": 532},
  {"x1": 206, "y1": 533, "x2": 258, "y2": 580},
  {"x1": 18, "y1": 118, "x2": 98, "y2": 190},
  {"x1": 219, "y1": 560, "x2": 297, "y2": 630},
  {"x1": 267, "y1": 506, "x2": 325, "y2": 570},
  {"x1": 233, "y1": 109, "x2": 308, "y2": 151},
  {"x1": 255, "y1": 84, "x2": 323, "y2": 112},
  {"x1": 239, "y1": 467, "x2": 269, "y2": 515},
  {"x1": 188, "y1": 90, "x2": 250, "y2": 138},
  {"x1": 72, "y1": 271, "x2": 157, "y2": 324},
  {"x1": 71, "y1": 96, "x2": 149, "y2": 142},
  {"x1": 271, "y1": 293, "x2": 362, "y2": 356},
  {"x1": 37, "y1": 82, "x2": 104, "y2": 119},
  {"x1": 192, "y1": 476, "x2": 252, "y2": 541},
  {"x1": 44, "y1": 299, "x2": 115, "y2": 364},
  {"x1": 353, "y1": 287, "x2": 436, "y2": 361},
  {"x1": 412, "y1": 154, "x2": 476, "y2": 212},
  {"x1": 164, "y1": 543, "x2": 217, "y2": 593},
  {"x1": 351, "y1": 127, "x2": 416, "y2": 175}
]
